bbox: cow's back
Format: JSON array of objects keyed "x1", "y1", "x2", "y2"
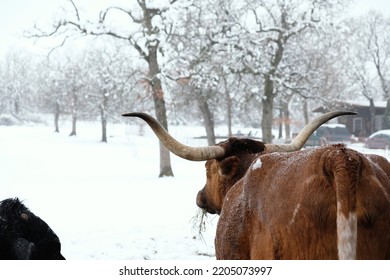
[
  {"x1": 356, "y1": 153, "x2": 390, "y2": 259},
  {"x1": 215, "y1": 145, "x2": 390, "y2": 259}
]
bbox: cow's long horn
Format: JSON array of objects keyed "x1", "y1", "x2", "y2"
[
  {"x1": 265, "y1": 111, "x2": 357, "y2": 153},
  {"x1": 122, "y1": 112, "x2": 225, "y2": 161}
]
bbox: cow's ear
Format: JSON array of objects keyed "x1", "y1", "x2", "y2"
[{"x1": 219, "y1": 156, "x2": 239, "y2": 178}]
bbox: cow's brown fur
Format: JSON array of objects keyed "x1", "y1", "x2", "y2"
[{"x1": 197, "y1": 142, "x2": 390, "y2": 259}]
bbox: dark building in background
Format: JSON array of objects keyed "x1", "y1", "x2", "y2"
[{"x1": 313, "y1": 100, "x2": 386, "y2": 139}]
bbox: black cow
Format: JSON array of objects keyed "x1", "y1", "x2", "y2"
[{"x1": 0, "y1": 198, "x2": 65, "y2": 260}]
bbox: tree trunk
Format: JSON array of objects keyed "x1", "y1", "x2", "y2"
[
  {"x1": 70, "y1": 115, "x2": 77, "y2": 136},
  {"x1": 101, "y1": 114, "x2": 107, "y2": 142},
  {"x1": 261, "y1": 33, "x2": 284, "y2": 143},
  {"x1": 149, "y1": 54, "x2": 173, "y2": 177},
  {"x1": 261, "y1": 75, "x2": 274, "y2": 143},
  {"x1": 69, "y1": 91, "x2": 77, "y2": 136},
  {"x1": 223, "y1": 77, "x2": 233, "y2": 137},
  {"x1": 197, "y1": 95, "x2": 216, "y2": 146},
  {"x1": 278, "y1": 104, "x2": 283, "y2": 139},
  {"x1": 368, "y1": 97, "x2": 376, "y2": 135},
  {"x1": 141, "y1": 2, "x2": 173, "y2": 177},
  {"x1": 303, "y1": 99, "x2": 309, "y2": 125},
  {"x1": 282, "y1": 100, "x2": 291, "y2": 141},
  {"x1": 151, "y1": 79, "x2": 173, "y2": 177},
  {"x1": 100, "y1": 95, "x2": 108, "y2": 143},
  {"x1": 14, "y1": 99, "x2": 20, "y2": 115},
  {"x1": 54, "y1": 101, "x2": 60, "y2": 133},
  {"x1": 383, "y1": 99, "x2": 390, "y2": 129}
]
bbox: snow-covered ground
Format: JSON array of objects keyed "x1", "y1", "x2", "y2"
[
  {"x1": 0, "y1": 120, "x2": 219, "y2": 260},
  {"x1": 1, "y1": 120, "x2": 389, "y2": 260}
]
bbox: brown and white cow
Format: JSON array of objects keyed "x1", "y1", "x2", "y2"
[{"x1": 122, "y1": 111, "x2": 390, "y2": 259}]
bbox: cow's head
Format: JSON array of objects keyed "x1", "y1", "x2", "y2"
[
  {"x1": 122, "y1": 111, "x2": 356, "y2": 215},
  {"x1": 0, "y1": 198, "x2": 65, "y2": 260},
  {"x1": 195, "y1": 138, "x2": 266, "y2": 214}
]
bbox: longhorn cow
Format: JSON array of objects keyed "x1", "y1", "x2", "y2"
[{"x1": 122, "y1": 111, "x2": 390, "y2": 259}]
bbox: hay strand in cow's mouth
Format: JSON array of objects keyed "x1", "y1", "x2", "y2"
[{"x1": 191, "y1": 208, "x2": 209, "y2": 241}]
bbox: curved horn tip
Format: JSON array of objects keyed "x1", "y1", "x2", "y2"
[
  {"x1": 332, "y1": 111, "x2": 357, "y2": 116},
  {"x1": 264, "y1": 110, "x2": 357, "y2": 153},
  {"x1": 122, "y1": 112, "x2": 141, "y2": 117}
]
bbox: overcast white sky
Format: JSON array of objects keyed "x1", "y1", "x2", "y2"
[{"x1": 0, "y1": 0, "x2": 389, "y2": 58}]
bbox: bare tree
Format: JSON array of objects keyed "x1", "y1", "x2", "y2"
[
  {"x1": 239, "y1": 0, "x2": 349, "y2": 143},
  {"x1": 167, "y1": 0, "x2": 244, "y2": 143},
  {"x1": 31, "y1": 0, "x2": 180, "y2": 176},
  {"x1": 360, "y1": 13, "x2": 390, "y2": 128},
  {"x1": 0, "y1": 52, "x2": 34, "y2": 118},
  {"x1": 64, "y1": 56, "x2": 87, "y2": 136},
  {"x1": 83, "y1": 46, "x2": 139, "y2": 143},
  {"x1": 343, "y1": 12, "x2": 390, "y2": 131}
]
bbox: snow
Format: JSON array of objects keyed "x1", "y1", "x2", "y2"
[
  {"x1": 0, "y1": 121, "x2": 218, "y2": 259},
  {"x1": 368, "y1": 129, "x2": 390, "y2": 138},
  {"x1": 320, "y1": 123, "x2": 346, "y2": 129},
  {"x1": 1, "y1": 120, "x2": 389, "y2": 260},
  {"x1": 342, "y1": 99, "x2": 388, "y2": 108},
  {"x1": 252, "y1": 158, "x2": 262, "y2": 170}
]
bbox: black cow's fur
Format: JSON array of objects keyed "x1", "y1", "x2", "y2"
[{"x1": 0, "y1": 198, "x2": 65, "y2": 260}]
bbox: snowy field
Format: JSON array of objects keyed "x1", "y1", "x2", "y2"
[
  {"x1": 1, "y1": 119, "x2": 389, "y2": 260},
  {"x1": 1, "y1": 119, "x2": 219, "y2": 260}
]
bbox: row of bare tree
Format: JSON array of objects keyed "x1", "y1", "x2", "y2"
[{"x1": 1, "y1": 0, "x2": 389, "y2": 177}]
